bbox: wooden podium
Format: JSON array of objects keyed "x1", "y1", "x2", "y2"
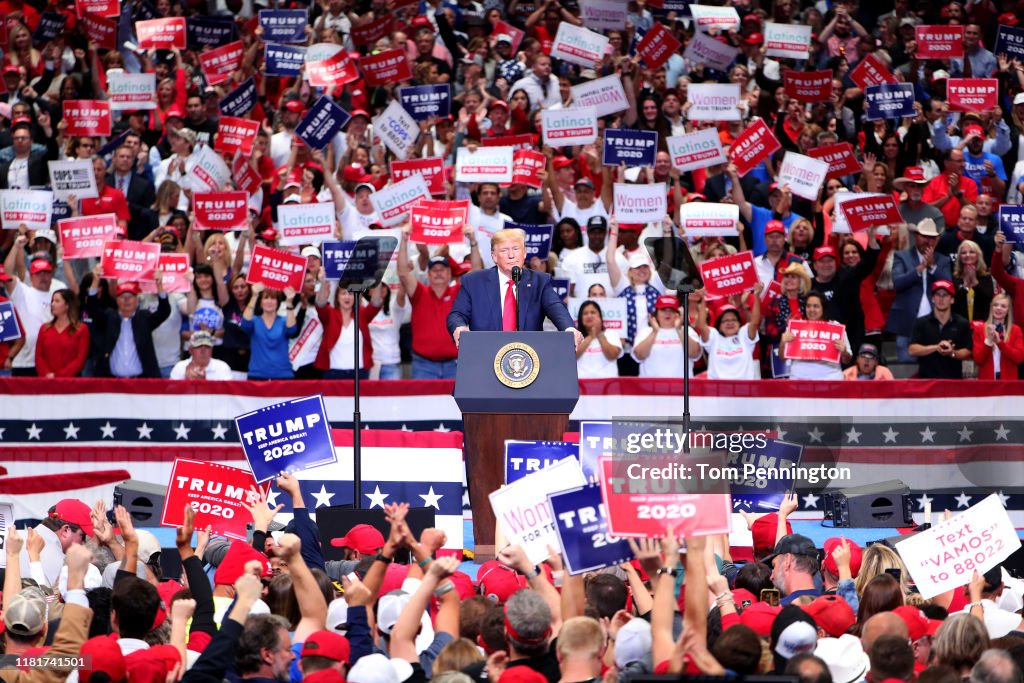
[{"x1": 453, "y1": 332, "x2": 580, "y2": 562}]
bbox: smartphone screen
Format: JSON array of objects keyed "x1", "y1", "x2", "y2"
[{"x1": 761, "y1": 588, "x2": 781, "y2": 606}]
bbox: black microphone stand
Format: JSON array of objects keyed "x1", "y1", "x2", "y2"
[
  {"x1": 350, "y1": 282, "x2": 368, "y2": 508},
  {"x1": 512, "y1": 266, "x2": 522, "y2": 331}
]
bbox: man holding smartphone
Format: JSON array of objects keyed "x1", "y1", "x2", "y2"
[
  {"x1": 762, "y1": 534, "x2": 823, "y2": 605},
  {"x1": 909, "y1": 280, "x2": 973, "y2": 379}
]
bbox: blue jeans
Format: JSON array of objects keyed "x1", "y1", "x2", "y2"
[
  {"x1": 160, "y1": 365, "x2": 175, "y2": 379},
  {"x1": 378, "y1": 363, "x2": 402, "y2": 380},
  {"x1": 411, "y1": 353, "x2": 457, "y2": 379},
  {"x1": 895, "y1": 335, "x2": 914, "y2": 363}
]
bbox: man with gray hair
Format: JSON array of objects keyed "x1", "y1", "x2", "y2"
[
  {"x1": 970, "y1": 650, "x2": 1024, "y2": 683},
  {"x1": 236, "y1": 614, "x2": 295, "y2": 683},
  {"x1": 496, "y1": 589, "x2": 560, "y2": 683}
]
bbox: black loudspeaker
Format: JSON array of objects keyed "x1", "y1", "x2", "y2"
[
  {"x1": 825, "y1": 480, "x2": 914, "y2": 528},
  {"x1": 314, "y1": 506, "x2": 436, "y2": 563},
  {"x1": 113, "y1": 480, "x2": 167, "y2": 525}
]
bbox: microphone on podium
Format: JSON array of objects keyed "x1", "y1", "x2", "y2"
[{"x1": 510, "y1": 266, "x2": 522, "y2": 331}]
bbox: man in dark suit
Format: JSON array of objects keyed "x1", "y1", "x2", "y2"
[
  {"x1": 86, "y1": 279, "x2": 170, "y2": 378},
  {"x1": 885, "y1": 218, "x2": 953, "y2": 363},
  {"x1": 447, "y1": 228, "x2": 582, "y2": 349},
  {"x1": 107, "y1": 144, "x2": 157, "y2": 240}
]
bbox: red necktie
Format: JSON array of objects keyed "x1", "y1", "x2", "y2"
[{"x1": 502, "y1": 280, "x2": 517, "y2": 331}]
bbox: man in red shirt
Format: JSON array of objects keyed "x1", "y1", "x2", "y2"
[
  {"x1": 922, "y1": 149, "x2": 978, "y2": 230},
  {"x1": 79, "y1": 157, "x2": 130, "y2": 234}
]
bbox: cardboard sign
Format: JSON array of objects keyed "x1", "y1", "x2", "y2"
[
  {"x1": 895, "y1": 494, "x2": 1022, "y2": 599},
  {"x1": 947, "y1": 78, "x2": 998, "y2": 112},
  {"x1": 998, "y1": 205, "x2": 1024, "y2": 246},
  {"x1": 235, "y1": 394, "x2": 336, "y2": 483},
  {"x1": 307, "y1": 49, "x2": 359, "y2": 87},
  {"x1": 185, "y1": 146, "x2": 231, "y2": 193},
  {"x1": 456, "y1": 146, "x2": 514, "y2": 184},
  {"x1": 614, "y1": 183, "x2": 666, "y2": 224},
  {"x1": 688, "y1": 84, "x2": 741, "y2": 121},
  {"x1": 603, "y1": 129, "x2": 658, "y2": 167},
  {"x1": 410, "y1": 199, "x2": 469, "y2": 244},
  {"x1": 264, "y1": 43, "x2": 306, "y2": 76},
  {"x1": 0, "y1": 300, "x2": 21, "y2": 342},
  {"x1": 233, "y1": 155, "x2": 262, "y2": 195},
  {"x1": 785, "y1": 319, "x2": 844, "y2": 362},
  {"x1": 247, "y1": 244, "x2": 308, "y2": 291},
  {"x1": 729, "y1": 440, "x2": 804, "y2": 511},
  {"x1": 764, "y1": 22, "x2": 811, "y2": 59},
  {"x1": 321, "y1": 240, "x2": 380, "y2": 280},
  {"x1": 399, "y1": 84, "x2": 451, "y2": 121},
  {"x1": 840, "y1": 194, "x2": 902, "y2": 232},
  {"x1": 700, "y1": 251, "x2": 757, "y2": 297},
  {"x1": 391, "y1": 158, "x2": 446, "y2": 195},
  {"x1": 482, "y1": 134, "x2": 535, "y2": 151},
  {"x1": 728, "y1": 119, "x2": 780, "y2": 177},
  {"x1": 100, "y1": 239, "x2": 160, "y2": 280},
  {"x1": 82, "y1": 13, "x2": 117, "y2": 50},
  {"x1": 579, "y1": 0, "x2": 627, "y2": 30},
  {"x1": 214, "y1": 116, "x2": 260, "y2": 157},
  {"x1": 62, "y1": 100, "x2": 111, "y2": 137},
  {"x1": 351, "y1": 15, "x2": 392, "y2": 47},
  {"x1": 784, "y1": 70, "x2": 832, "y2": 103},
  {"x1": 514, "y1": 222, "x2": 554, "y2": 260},
  {"x1": 577, "y1": 421, "x2": 613, "y2": 481},
  {"x1": 199, "y1": 40, "x2": 244, "y2": 86},
  {"x1": 778, "y1": 151, "x2": 829, "y2": 201},
  {"x1": 849, "y1": 53, "x2": 897, "y2": 90},
  {"x1": 375, "y1": 101, "x2": 419, "y2": 160},
  {"x1": 542, "y1": 107, "x2": 599, "y2": 147},
  {"x1": 667, "y1": 128, "x2": 727, "y2": 172},
  {"x1": 359, "y1": 49, "x2": 412, "y2": 87},
  {"x1": 551, "y1": 23, "x2": 608, "y2": 67},
  {"x1": 491, "y1": 20, "x2": 525, "y2": 53},
  {"x1": 809, "y1": 142, "x2": 862, "y2": 180},
  {"x1": 48, "y1": 159, "x2": 98, "y2": 201},
  {"x1": 865, "y1": 83, "x2": 916, "y2": 121},
  {"x1": 551, "y1": 278, "x2": 569, "y2": 301},
  {"x1": 370, "y1": 174, "x2": 431, "y2": 226},
  {"x1": 0, "y1": 190, "x2": 53, "y2": 231},
  {"x1": 678, "y1": 202, "x2": 739, "y2": 237},
  {"x1": 194, "y1": 191, "x2": 248, "y2": 231},
  {"x1": 160, "y1": 459, "x2": 260, "y2": 541},
  {"x1": 761, "y1": 278, "x2": 783, "y2": 311},
  {"x1": 140, "y1": 253, "x2": 191, "y2": 294},
  {"x1": 505, "y1": 440, "x2": 580, "y2": 484},
  {"x1": 570, "y1": 75, "x2": 630, "y2": 118},
  {"x1": 995, "y1": 24, "x2": 1024, "y2": 62},
  {"x1": 278, "y1": 202, "x2": 337, "y2": 246},
  {"x1": 637, "y1": 22, "x2": 682, "y2": 69},
  {"x1": 76, "y1": 0, "x2": 117, "y2": 17},
  {"x1": 296, "y1": 97, "x2": 351, "y2": 151},
  {"x1": 683, "y1": 31, "x2": 739, "y2": 71},
  {"x1": 136, "y1": 17, "x2": 186, "y2": 49},
  {"x1": 568, "y1": 297, "x2": 627, "y2": 332},
  {"x1": 915, "y1": 25, "x2": 964, "y2": 59},
  {"x1": 219, "y1": 78, "x2": 257, "y2": 117},
  {"x1": 511, "y1": 149, "x2": 545, "y2": 188},
  {"x1": 258, "y1": 9, "x2": 307, "y2": 43},
  {"x1": 598, "y1": 456, "x2": 732, "y2": 537},
  {"x1": 550, "y1": 483, "x2": 632, "y2": 575},
  {"x1": 688, "y1": 4, "x2": 740, "y2": 32},
  {"x1": 186, "y1": 16, "x2": 235, "y2": 49},
  {"x1": 58, "y1": 214, "x2": 119, "y2": 259},
  {"x1": 107, "y1": 73, "x2": 156, "y2": 111},
  {"x1": 491, "y1": 457, "x2": 587, "y2": 564}
]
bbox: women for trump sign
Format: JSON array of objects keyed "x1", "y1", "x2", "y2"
[
  {"x1": 613, "y1": 183, "x2": 666, "y2": 223},
  {"x1": 687, "y1": 84, "x2": 741, "y2": 121}
]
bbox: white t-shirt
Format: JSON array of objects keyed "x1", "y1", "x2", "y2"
[
  {"x1": 10, "y1": 280, "x2": 60, "y2": 368},
  {"x1": 577, "y1": 328, "x2": 623, "y2": 379},
  {"x1": 702, "y1": 326, "x2": 760, "y2": 379},
  {"x1": 328, "y1": 318, "x2": 358, "y2": 370},
  {"x1": 557, "y1": 197, "x2": 608, "y2": 227},
  {"x1": 632, "y1": 327, "x2": 702, "y2": 378},
  {"x1": 368, "y1": 297, "x2": 410, "y2": 365},
  {"x1": 339, "y1": 202, "x2": 381, "y2": 241},
  {"x1": 270, "y1": 130, "x2": 295, "y2": 169},
  {"x1": 169, "y1": 357, "x2": 233, "y2": 380},
  {"x1": 142, "y1": 292, "x2": 186, "y2": 369},
  {"x1": 449, "y1": 205, "x2": 508, "y2": 268},
  {"x1": 960, "y1": 600, "x2": 1024, "y2": 639},
  {"x1": 561, "y1": 247, "x2": 611, "y2": 296}
]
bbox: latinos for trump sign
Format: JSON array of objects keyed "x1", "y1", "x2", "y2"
[
  {"x1": 614, "y1": 183, "x2": 667, "y2": 224},
  {"x1": 849, "y1": 53, "x2": 896, "y2": 90},
  {"x1": 214, "y1": 116, "x2": 261, "y2": 157},
  {"x1": 700, "y1": 251, "x2": 757, "y2": 297},
  {"x1": 511, "y1": 150, "x2": 545, "y2": 188},
  {"x1": 410, "y1": 200, "x2": 469, "y2": 244},
  {"x1": 728, "y1": 119, "x2": 780, "y2": 177},
  {"x1": 399, "y1": 84, "x2": 451, "y2": 121},
  {"x1": 570, "y1": 75, "x2": 629, "y2": 118},
  {"x1": 667, "y1": 128, "x2": 727, "y2": 172},
  {"x1": 391, "y1": 158, "x2": 446, "y2": 195},
  {"x1": 107, "y1": 73, "x2": 156, "y2": 110},
  {"x1": 185, "y1": 146, "x2": 231, "y2": 193},
  {"x1": 247, "y1": 244, "x2": 307, "y2": 291},
  {"x1": 895, "y1": 494, "x2": 1021, "y2": 599},
  {"x1": 48, "y1": 159, "x2": 98, "y2": 201},
  {"x1": 194, "y1": 191, "x2": 248, "y2": 231},
  {"x1": 513, "y1": 222, "x2": 554, "y2": 260},
  {"x1": 603, "y1": 130, "x2": 657, "y2": 167},
  {"x1": 947, "y1": 79, "x2": 998, "y2": 113},
  {"x1": 688, "y1": 4, "x2": 740, "y2": 31},
  {"x1": 809, "y1": 142, "x2": 862, "y2": 180},
  {"x1": 265, "y1": 43, "x2": 306, "y2": 76},
  {"x1": 235, "y1": 394, "x2": 336, "y2": 483},
  {"x1": 998, "y1": 205, "x2": 1024, "y2": 246},
  {"x1": 160, "y1": 459, "x2": 260, "y2": 541},
  {"x1": 915, "y1": 25, "x2": 964, "y2": 59},
  {"x1": 375, "y1": 101, "x2": 419, "y2": 160},
  {"x1": 550, "y1": 483, "x2": 632, "y2": 575},
  {"x1": 784, "y1": 70, "x2": 831, "y2": 103},
  {"x1": 359, "y1": 49, "x2": 412, "y2": 87},
  {"x1": 764, "y1": 23, "x2": 811, "y2": 59},
  {"x1": 63, "y1": 100, "x2": 111, "y2": 136},
  {"x1": 865, "y1": 83, "x2": 915, "y2": 121},
  {"x1": 687, "y1": 84, "x2": 741, "y2": 121},
  {"x1": 678, "y1": 202, "x2": 739, "y2": 237},
  {"x1": 542, "y1": 107, "x2": 599, "y2": 147},
  {"x1": 0, "y1": 190, "x2": 53, "y2": 231},
  {"x1": 58, "y1": 214, "x2": 119, "y2": 260},
  {"x1": 0, "y1": 301, "x2": 20, "y2": 342},
  {"x1": 840, "y1": 194, "x2": 902, "y2": 232},
  {"x1": 505, "y1": 440, "x2": 580, "y2": 485},
  {"x1": 636, "y1": 22, "x2": 681, "y2": 69},
  {"x1": 778, "y1": 152, "x2": 829, "y2": 201},
  {"x1": 786, "y1": 320, "x2": 845, "y2": 362},
  {"x1": 136, "y1": 17, "x2": 187, "y2": 49},
  {"x1": 456, "y1": 146, "x2": 514, "y2": 184},
  {"x1": 258, "y1": 9, "x2": 307, "y2": 43},
  {"x1": 568, "y1": 297, "x2": 627, "y2": 332},
  {"x1": 491, "y1": 457, "x2": 587, "y2": 564},
  {"x1": 370, "y1": 174, "x2": 431, "y2": 227},
  {"x1": 278, "y1": 202, "x2": 336, "y2": 246},
  {"x1": 296, "y1": 97, "x2": 351, "y2": 150},
  {"x1": 100, "y1": 240, "x2": 160, "y2": 281},
  {"x1": 683, "y1": 31, "x2": 738, "y2": 72},
  {"x1": 551, "y1": 23, "x2": 608, "y2": 67}
]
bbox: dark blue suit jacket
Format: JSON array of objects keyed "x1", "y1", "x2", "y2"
[
  {"x1": 446, "y1": 267, "x2": 574, "y2": 337},
  {"x1": 885, "y1": 248, "x2": 953, "y2": 337}
]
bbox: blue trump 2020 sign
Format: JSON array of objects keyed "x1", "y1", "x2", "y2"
[
  {"x1": 235, "y1": 394, "x2": 337, "y2": 483},
  {"x1": 549, "y1": 483, "x2": 632, "y2": 575}
]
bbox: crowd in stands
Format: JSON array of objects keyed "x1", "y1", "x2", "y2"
[{"x1": 0, "y1": 0, "x2": 1023, "y2": 381}]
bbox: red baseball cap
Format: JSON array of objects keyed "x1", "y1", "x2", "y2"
[
  {"x1": 284, "y1": 99, "x2": 306, "y2": 114},
  {"x1": 618, "y1": 223, "x2": 645, "y2": 232},
  {"x1": 998, "y1": 12, "x2": 1020, "y2": 25},
  {"x1": 301, "y1": 630, "x2": 351, "y2": 664},
  {"x1": 115, "y1": 282, "x2": 141, "y2": 297},
  {"x1": 655, "y1": 295, "x2": 680, "y2": 310},
  {"x1": 477, "y1": 560, "x2": 525, "y2": 603},
  {"x1": 893, "y1": 605, "x2": 943, "y2": 641},
  {"x1": 740, "y1": 601, "x2": 781, "y2": 637},
  {"x1": 932, "y1": 279, "x2": 955, "y2": 295},
  {"x1": 744, "y1": 32, "x2": 764, "y2": 45},
  {"x1": 411, "y1": 15, "x2": 432, "y2": 28},
  {"x1": 330, "y1": 524, "x2": 385, "y2": 554},
  {"x1": 79, "y1": 636, "x2": 126, "y2": 683},
  {"x1": 822, "y1": 537, "x2": 863, "y2": 577},
  {"x1": 29, "y1": 259, "x2": 53, "y2": 275},
  {"x1": 964, "y1": 123, "x2": 984, "y2": 138},
  {"x1": 765, "y1": 220, "x2": 786, "y2": 235},
  {"x1": 489, "y1": 99, "x2": 510, "y2": 111},
  {"x1": 813, "y1": 246, "x2": 838, "y2": 262},
  {"x1": 732, "y1": 588, "x2": 758, "y2": 608},
  {"x1": 552, "y1": 155, "x2": 574, "y2": 169},
  {"x1": 164, "y1": 106, "x2": 185, "y2": 121},
  {"x1": 751, "y1": 513, "x2": 791, "y2": 556},
  {"x1": 213, "y1": 541, "x2": 272, "y2": 585},
  {"x1": 259, "y1": 228, "x2": 279, "y2": 242},
  {"x1": 802, "y1": 595, "x2": 855, "y2": 637},
  {"x1": 54, "y1": 499, "x2": 94, "y2": 536},
  {"x1": 2, "y1": 65, "x2": 19, "y2": 76}
]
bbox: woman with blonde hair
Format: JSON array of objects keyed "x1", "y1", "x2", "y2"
[
  {"x1": 973, "y1": 292, "x2": 1024, "y2": 380},
  {"x1": 854, "y1": 544, "x2": 909, "y2": 596},
  {"x1": 433, "y1": 639, "x2": 484, "y2": 675},
  {"x1": 952, "y1": 240, "x2": 993, "y2": 322},
  {"x1": 787, "y1": 218, "x2": 816, "y2": 262},
  {"x1": 154, "y1": 180, "x2": 182, "y2": 226},
  {"x1": 931, "y1": 614, "x2": 990, "y2": 677}
]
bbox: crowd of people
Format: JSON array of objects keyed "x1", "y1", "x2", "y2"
[
  {"x1": 3, "y1": 487, "x2": 1023, "y2": 683},
  {"x1": 0, "y1": 0, "x2": 1022, "y2": 381}
]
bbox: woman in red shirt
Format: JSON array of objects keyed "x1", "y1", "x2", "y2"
[
  {"x1": 35, "y1": 288, "x2": 90, "y2": 378},
  {"x1": 973, "y1": 292, "x2": 1024, "y2": 380}
]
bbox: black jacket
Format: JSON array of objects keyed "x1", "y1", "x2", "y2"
[
  {"x1": 0, "y1": 151, "x2": 51, "y2": 188},
  {"x1": 106, "y1": 172, "x2": 157, "y2": 240},
  {"x1": 86, "y1": 294, "x2": 170, "y2": 378}
]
